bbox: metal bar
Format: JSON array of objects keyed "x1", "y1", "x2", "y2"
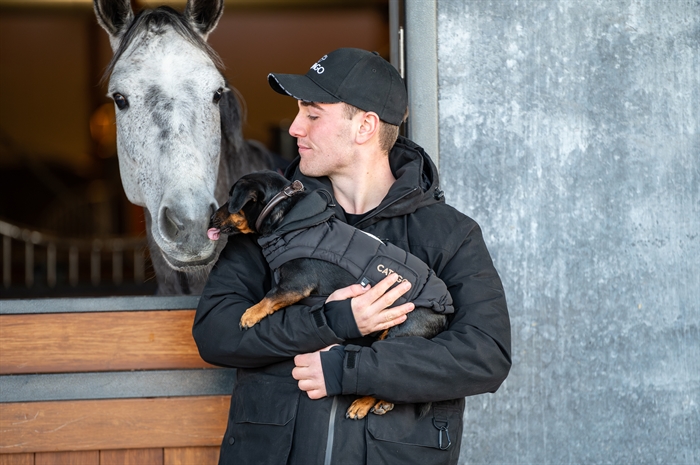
[
  {"x1": 25, "y1": 240, "x2": 33, "y2": 288},
  {"x1": 91, "y1": 241, "x2": 101, "y2": 286},
  {"x1": 389, "y1": 0, "x2": 400, "y2": 69},
  {"x1": 47, "y1": 243, "x2": 56, "y2": 288},
  {"x1": 399, "y1": 26, "x2": 405, "y2": 79},
  {"x1": 3, "y1": 235, "x2": 10, "y2": 288},
  {"x1": 113, "y1": 247, "x2": 123, "y2": 285},
  {"x1": 69, "y1": 245, "x2": 78, "y2": 286},
  {"x1": 0, "y1": 368, "x2": 236, "y2": 403},
  {"x1": 134, "y1": 248, "x2": 145, "y2": 283},
  {"x1": 0, "y1": 295, "x2": 201, "y2": 315},
  {"x1": 405, "y1": 0, "x2": 439, "y2": 168}
]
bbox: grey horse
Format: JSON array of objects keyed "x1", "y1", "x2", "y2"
[{"x1": 94, "y1": 0, "x2": 274, "y2": 294}]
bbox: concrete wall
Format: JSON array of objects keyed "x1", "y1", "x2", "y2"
[{"x1": 435, "y1": 0, "x2": 699, "y2": 463}]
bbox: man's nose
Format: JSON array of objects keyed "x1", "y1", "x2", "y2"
[{"x1": 289, "y1": 111, "x2": 305, "y2": 138}]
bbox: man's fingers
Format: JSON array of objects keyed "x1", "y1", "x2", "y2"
[
  {"x1": 326, "y1": 283, "x2": 370, "y2": 303},
  {"x1": 371, "y1": 273, "x2": 401, "y2": 295},
  {"x1": 374, "y1": 279, "x2": 412, "y2": 309},
  {"x1": 378, "y1": 303, "x2": 414, "y2": 329}
]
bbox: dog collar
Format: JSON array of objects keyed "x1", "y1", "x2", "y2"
[{"x1": 255, "y1": 180, "x2": 305, "y2": 232}]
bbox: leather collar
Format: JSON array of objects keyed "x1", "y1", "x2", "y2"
[{"x1": 255, "y1": 180, "x2": 305, "y2": 232}]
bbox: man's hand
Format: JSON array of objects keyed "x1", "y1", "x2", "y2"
[
  {"x1": 326, "y1": 273, "x2": 414, "y2": 336},
  {"x1": 292, "y1": 346, "x2": 335, "y2": 399}
]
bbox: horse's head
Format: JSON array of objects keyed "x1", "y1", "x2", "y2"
[{"x1": 95, "y1": 0, "x2": 231, "y2": 269}]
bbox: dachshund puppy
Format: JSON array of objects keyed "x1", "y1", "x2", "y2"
[{"x1": 208, "y1": 170, "x2": 453, "y2": 420}]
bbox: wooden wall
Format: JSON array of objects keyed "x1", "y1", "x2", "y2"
[{"x1": 0, "y1": 297, "x2": 230, "y2": 465}]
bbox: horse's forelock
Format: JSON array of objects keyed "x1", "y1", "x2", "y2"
[{"x1": 101, "y1": 6, "x2": 225, "y2": 85}]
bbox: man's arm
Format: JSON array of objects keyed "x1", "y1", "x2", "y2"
[
  {"x1": 193, "y1": 234, "x2": 415, "y2": 369},
  {"x1": 295, "y1": 218, "x2": 511, "y2": 402},
  {"x1": 192, "y1": 234, "x2": 343, "y2": 368}
]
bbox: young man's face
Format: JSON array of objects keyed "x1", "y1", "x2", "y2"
[{"x1": 288, "y1": 100, "x2": 356, "y2": 178}]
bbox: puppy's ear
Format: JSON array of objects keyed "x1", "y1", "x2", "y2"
[{"x1": 228, "y1": 186, "x2": 259, "y2": 213}]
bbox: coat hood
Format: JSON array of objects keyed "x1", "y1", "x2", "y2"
[{"x1": 284, "y1": 136, "x2": 444, "y2": 228}]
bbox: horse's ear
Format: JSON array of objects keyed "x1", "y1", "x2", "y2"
[
  {"x1": 185, "y1": 0, "x2": 225, "y2": 40},
  {"x1": 93, "y1": 0, "x2": 134, "y2": 50}
]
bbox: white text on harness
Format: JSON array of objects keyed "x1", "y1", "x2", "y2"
[{"x1": 377, "y1": 264, "x2": 407, "y2": 284}]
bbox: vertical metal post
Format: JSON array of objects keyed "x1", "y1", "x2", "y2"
[
  {"x1": 47, "y1": 243, "x2": 57, "y2": 288},
  {"x1": 134, "y1": 248, "x2": 144, "y2": 284},
  {"x1": 389, "y1": 0, "x2": 402, "y2": 72},
  {"x1": 113, "y1": 240, "x2": 123, "y2": 285},
  {"x1": 3, "y1": 235, "x2": 10, "y2": 288},
  {"x1": 69, "y1": 246, "x2": 79, "y2": 287},
  {"x1": 405, "y1": 0, "x2": 439, "y2": 168},
  {"x1": 91, "y1": 240, "x2": 101, "y2": 286},
  {"x1": 25, "y1": 241, "x2": 34, "y2": 288}
]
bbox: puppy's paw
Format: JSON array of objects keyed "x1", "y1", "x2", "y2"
[
  {"x1": 239, "y1": 307, "x2": 265, "y2": 329},
  {"x1": 346, "y1": 396, "x2": 377, "y2": 420},
  {"x1": 371, "y1": 400, "x2": 394, "y2": 415}
]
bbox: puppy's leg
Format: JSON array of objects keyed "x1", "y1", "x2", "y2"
[
  {"x1": 346, "y1": 396, "x2": 378, "y2": 420},
  {"x1": 240, "y1": 286, "x2": 312, "y2": 329},
  {"x1": 346, "y1": 397, "x2": 395, "y2": 420}
]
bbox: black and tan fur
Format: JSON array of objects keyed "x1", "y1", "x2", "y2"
[{"x1": 209, "y1": 171, "x2": 446, "y2": 419}]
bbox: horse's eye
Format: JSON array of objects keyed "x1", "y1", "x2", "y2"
[
  {"x1": 213, "y1": 88, "x2": 224, "y2": 104},
  {"x1": 113, "y1": 93, "x2": 129, "y2": 110}
]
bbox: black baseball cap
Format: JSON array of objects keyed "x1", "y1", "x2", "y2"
[{"x1": 268, "y1": 48, "x2": 408, "y2": 126}]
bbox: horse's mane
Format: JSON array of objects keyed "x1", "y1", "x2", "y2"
[{"x1": 101, "y1": 6, "x2": 225, "y2": 83}]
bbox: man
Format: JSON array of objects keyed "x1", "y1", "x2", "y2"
[{"x1": 193, "y1": 48, "x2": 511, "y2": 465}]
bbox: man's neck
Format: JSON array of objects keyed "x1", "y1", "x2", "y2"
[{"x1": 329, "y1": 155, "x2": 395, "y2": 215}]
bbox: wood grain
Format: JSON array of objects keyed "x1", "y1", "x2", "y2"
[
  {"x1": 164, "y1": 447, "x2": 220, "y2": 465},
  {"x1": 0, "y1": 311, "x2": 212, "y2": 374},
  {"x1": 0, "y1": 454, "x2": 34, "y2": 465},
  {"x1": 35, "y1": 451, "x2": 99, "y2": 465},
  {"x1": 0, "y1": 396, "x2": 229, "y2": 454},
  {"x1": 101, "y1": 448, "x2": 163, "y2": 465}
]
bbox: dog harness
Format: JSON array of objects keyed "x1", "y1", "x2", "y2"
[{"x1": 257, "y1": 191, "x2": 454, "y2": 314}]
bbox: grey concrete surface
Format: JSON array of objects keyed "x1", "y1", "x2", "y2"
[{"x1": 436, "y1": 0, "x2": 699, "y2": 463}]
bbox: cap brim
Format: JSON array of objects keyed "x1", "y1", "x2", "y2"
[{"x1": 268, "y1": 73, "x2": 341, "y2": 103}]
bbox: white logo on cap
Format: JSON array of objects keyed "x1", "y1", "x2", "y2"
[{"x1": 310, "y1": 55, "x2": 328, "y2": 75}]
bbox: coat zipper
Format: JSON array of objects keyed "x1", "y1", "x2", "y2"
[
  {"x1": 324, "y1": 396, "x2": 339, "y2": 465},
  {"x1": 355, "y1": 187, "x2": 420, "y2": 229}
]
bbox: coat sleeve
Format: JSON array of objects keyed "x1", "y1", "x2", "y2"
[
  {"x1": 340, "y1": 217, "x2": 512, "y2": 403},
  {"x1": 192, "y1": 234, "x2": 344, "y2": 369}
]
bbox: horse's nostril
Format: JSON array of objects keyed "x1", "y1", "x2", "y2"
[{"x1": 162, "y1": 207, "x2": 183, "y2": 240}]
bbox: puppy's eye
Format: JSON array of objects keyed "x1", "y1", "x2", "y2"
[
  {"x1": 113, "y1": 93, "x2": 129, "y2": 110},
  {"x1": 213, "y1": 88, "x2": 224, "y2": 104}
]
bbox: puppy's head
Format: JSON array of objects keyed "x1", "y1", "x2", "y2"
[{"x1": 208, "y1": 171, "x2": 290, "y2": 240}]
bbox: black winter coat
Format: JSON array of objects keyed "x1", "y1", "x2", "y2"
[
  {"x1": 258, "y1": 193, "x2": 454, "y2": 316},
  {"x1": 193, "y1": 136, "x2": 512, "y2": 465}
]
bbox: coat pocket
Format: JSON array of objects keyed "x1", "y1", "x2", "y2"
[
  {"x1": 220, "y1": 379, "x2": 300, "y2": 465},
  {"x1": 366, "y1": 403, "x2": 463, "y2": 465}
]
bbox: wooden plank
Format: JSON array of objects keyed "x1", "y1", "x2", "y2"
[
  {"x1": 0, "y1": 454, "x2": 33, "y2": 465},
  {"x1": 0, "y1": 396, "x2": 229, "y2": 454},
  {"x1": 101, "y1": 449, "x2": 163, "y2": 465},
  {"x1": 164, "y1": 447, "x2": 219, "y2": 465},
  {"x1": 0, "y1": 311, "x2": 212, "y2": 374},
  {"x1": 35, "y1": 451, "x2": 98, "y2": 465}
]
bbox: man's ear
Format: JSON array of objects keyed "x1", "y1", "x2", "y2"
[{"x1": 355, "y1": 111, "x2": 380, "y2": 145}]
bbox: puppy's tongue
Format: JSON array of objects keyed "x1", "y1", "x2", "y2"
[{"x1": 207, "y1": 228, "x2": 221, "y2": 241}]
